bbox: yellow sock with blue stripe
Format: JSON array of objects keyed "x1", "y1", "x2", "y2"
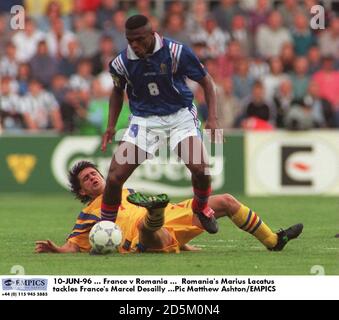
[{"x1": 231, "y1": 205, "x2": 278, "y2": 249}]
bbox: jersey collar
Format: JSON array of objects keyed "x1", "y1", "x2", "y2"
[{"x1": 127, "y1": 32, "x2": 163, "y2": 60}]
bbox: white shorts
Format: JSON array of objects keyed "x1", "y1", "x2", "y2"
[{"x1": 121, "y1": 106, "x2": 201, "y2": 157}]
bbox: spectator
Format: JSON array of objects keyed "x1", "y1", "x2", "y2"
[
  {"x1": 0, "y1": 14, "x2": 11, "y2": 57},
  {"x1": 96, "y1": 0, "x2": 119, "y2": 30},
  {"x1": 249, "y1": 54, "x2": 270, "y2": 80},
  {"x1": 230, "y1": 15, "x2": 252, "y2": 56},
  {"x1": 279, "y1": 42, "x2": 296, "y2": 73},
  {"x1": 78, "y1": 79, "x2": 109, "y2": 135},
  {"x1": 232, "y1": 57, "x2": 255, "y2": 102},
  {"x1": 292, "y1": 12, "x2": 317, "y2": 56},
  {"x1": 51, "y1": 74, "x2": 75, "y2": 132},
  {"x1": 163, "y1": 13, "x2": 190, "y2": 45},
  {"x1": 166, "y1": 0, "x2": 186, "y2": 17},
  {"x1": 277, "y1": 0, "x2": 304, "y2": 29},
  {"x1": 127, "y1": 0, "x2": 155, "y2": 18},
  {"x1": 16, "y1": 63, "x2": 32, "y2": 96},
  {"x1": 191, "y1": 40, "x2": 210, "y2": 63},
  {"x1": 0, "y1": 41, "x2": 18, "y2": 78},
  {"x1": 273, "y1": 79, "x2": 294, "y2": 128},
  {"x1": 190, "y1": 15, "x2": 229, "y2": 58},
  {"x1": 57, "y1": 39, "x2": 81, "y2": 78},
  {"x1": 217, "y1": 77, "x2": 242, "y2": 129},
  {"x1": 25, "y1": 0, "x2": 72, "y2": 19},
  {"x1": 46, "y1": 18, "x2": 76, "y2": 59},
  {"x1": 76, "y1": 11, "x2": 101, "y2": 58},
  {"x1": 284, "y1": 99, "x2": 315, "y2": 130},
  {"x1": 12, "y1": 17, "x2": 44, "y2": 63},
  {"x1": 72, "y1": 0, "x2": 101, "y2": 13},
  {"x1": 96, "y1": 56, "x2": 114, "y2": 97},
  {"x1": 307, "y1": 46, "x2": 322, "y2": 75},
  {"x1": 244, "y1": 81, "x2": 271, "y2": 122},
  {"x1": 318, "y1": 17, "x2": 339, "y2": 61},
  {"x1": 212, "y1": 0, "x2": 244, "y2": 32},
  {"x1": 255, "y1": 11, "x2": 292, "y2": 59},
  {"x1": 312, "y1": 56, "x2": 339, "y2": 126},
  {"x1": 304, "y1": 81, "x2": 334, "y2": 128},
  {"x1": 0, "y1": 76, "x2": 26, "y2": 131},
  {"x1": 239, "y1": 0, "x2": 257, "y2": 11},
  {"x1": 69, "y1": 59, "x2": 93, "y2": 111},
  {"x1": 248, "y1": 0, "x2": 272, "y2": 34},
  {"x1": 91, "y1": 35, "x2": 116, "y2": 75},
  {"x1": 217, "y1": 40, "x2": 244, "y2": 79},
  {"x1": 21, "y1": 79, "x2": 63, "y2": 132},
  {"x1": 106, "y1": 10, "x2": 127, "y2": 52},
  {"x1": 2, "y1": 0, "x2": 339, "y2": 134},
  {"x1": 36, "y1": 0, "x2": 72, "y2": 32},
  {"x1": 69, "y1": 58, "x2": 93, "y2": 93},
  {"x1": 290, "y1": 56, "x2": 310, "y2": 100},
  {"x1": 30, "y1": 40, "x2": 58, "y2": 88},
  {"x1": 262, "y1": 56, "x2": 289, "y2": 103},
  {"x1": 185, "y1": 0, "x2": 208, "y2": 36}
]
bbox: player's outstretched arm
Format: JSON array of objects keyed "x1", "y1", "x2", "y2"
[
  {"x1": 101, "y1": 86, "x2": 124, "y2": 152},
  {"x1": 197, "y1": 74, "x2": 223, "y2": 143},
  {"x1": 35, "y1": 240, "x2": 80, "y2": 254},
  {"x1": 197, "y1": 74, "x2": 217, "y2": 125}
]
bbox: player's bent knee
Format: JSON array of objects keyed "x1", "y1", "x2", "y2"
[{"x1": 222, "y1": 194, "x2": 241, "y2": 215}]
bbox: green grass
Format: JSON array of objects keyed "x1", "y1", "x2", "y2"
[{"x1": 0, "y1": 194, "x2": 338, "y2": 275}]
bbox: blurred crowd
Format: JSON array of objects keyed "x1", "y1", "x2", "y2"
[{"x1": 1, "y1": 0, "x2": 339, "y2": 134}]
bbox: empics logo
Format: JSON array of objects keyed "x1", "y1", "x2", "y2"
[
  {"x1": 6, "y1": 154, "x2": 37, "y2": 184},
  {"x1": 2, "y1": 278, "x2": 48, "y2": 291}
]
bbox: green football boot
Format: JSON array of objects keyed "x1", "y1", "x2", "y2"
[{"x1": 127, "y1": 192, "x2": 170, "y2": 209}]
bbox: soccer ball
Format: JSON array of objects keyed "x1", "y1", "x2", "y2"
[{"x1": 89, "y1": 221, "x2": 122, "y2": 254}]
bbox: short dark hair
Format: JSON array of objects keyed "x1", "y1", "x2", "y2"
[
  {"x1": 125, "y1": 14, "x2": 149, "y2": 30},
  {"x1": 68, "y1": 161, "x2": 103, "y2": 203}
]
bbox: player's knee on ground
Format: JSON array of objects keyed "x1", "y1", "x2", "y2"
[{"x1": 221, "y1": 193, "x2": 241, "y2": 217}]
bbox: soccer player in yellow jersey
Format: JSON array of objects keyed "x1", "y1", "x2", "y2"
[{"x1": 35, "y1": 161, "x2": 303, "y2": 254}]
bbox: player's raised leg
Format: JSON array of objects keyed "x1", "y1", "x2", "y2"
[
  {"x1": 202, "y1": 193, "x2": 303, "y2": 251},
  {"x1": 176, "y1": 136, "x2": 218, "y2": 234},
  {"x1": 101, "y1": 142, "x2": 147, "y2": 222},
  {"x1": 127, "y1": 192, "x2": 173, "y2": 251}
]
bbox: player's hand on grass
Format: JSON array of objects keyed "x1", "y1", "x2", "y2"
[
  {"x1": 101, "y1": 127, "x2": 116, "y2": 152},
  {"x1": 180, "y1": 244, "x2": 202, "y2": 251},
  {"x1": 35, "y1": 240, "x2": 59, "y2": 253}
]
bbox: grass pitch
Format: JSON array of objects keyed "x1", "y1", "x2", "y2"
[{"x1": 0, "y1": 194, "x2": 338, "y2": 275}]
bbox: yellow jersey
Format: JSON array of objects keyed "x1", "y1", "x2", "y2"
[{"x1": 67, "y1": 189, "x2": 203, "y2": 253}]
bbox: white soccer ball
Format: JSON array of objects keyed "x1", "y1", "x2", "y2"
[{"x1": 89, "y1": 221, "x2": 122, "y2": 254}]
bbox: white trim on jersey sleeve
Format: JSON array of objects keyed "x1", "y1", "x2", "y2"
[
  {"x1": 117, "y1": 55, "x2": 129, "y2": 77},
  {"x1": 111, "y1": 55, "x2": 125, "y2": 76},
  {"x1": 168, "y1": 41, "x2": 183, "y2": 73}
]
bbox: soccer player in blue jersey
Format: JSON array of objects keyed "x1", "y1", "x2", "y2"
[{"x1": 100, "y1": 15, "x2": 221, "y2": 233}]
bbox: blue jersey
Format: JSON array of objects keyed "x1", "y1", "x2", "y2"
[{"x1": 109, "y1": 33, "x2": 207, "y2": 117}]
